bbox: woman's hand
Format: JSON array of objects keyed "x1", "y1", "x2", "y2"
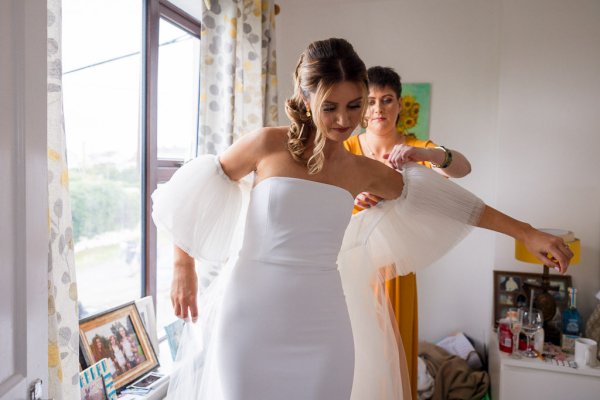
[
  {"x1": 522, "y1": 227, "x2": 574, "y2": 274},
  {"x1": 386, "y1": 144, "x2": 471, "y2": 178},
  {"x1": 171, "y1": 246, "x2": 198, "y2": 322},
  {"x1": 354, "y1": 191, "x2": 383, "y2": 210},
  {"x1": 386, "y1": 144, "x2": 429, "y2": 169}
]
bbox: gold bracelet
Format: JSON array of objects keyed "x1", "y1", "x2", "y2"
[{"x1": 430, "y1": 146, "x2": 453, "y2": 169}]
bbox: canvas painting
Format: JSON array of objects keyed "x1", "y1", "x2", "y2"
[{"x1": 397, "y1": 82, "x2": 431, "y2": 140}]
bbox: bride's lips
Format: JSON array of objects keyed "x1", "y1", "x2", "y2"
[{"x1": 370, "y1": 117, "x2": 386, "y2": 122}]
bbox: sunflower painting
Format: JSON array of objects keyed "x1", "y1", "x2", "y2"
[{"x1": 397, "y1": 83, "x2": 431, "y2": 140}]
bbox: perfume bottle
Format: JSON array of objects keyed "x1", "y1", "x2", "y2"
[{"x1": 561, "y1": 287, "x2": 583, "y2": 353}]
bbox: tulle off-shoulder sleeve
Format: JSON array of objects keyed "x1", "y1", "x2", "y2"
[
  {"x1": 151, "y1": 154, "x2": 248, "y2": 264},
  {"x1": 338, "y1": 163, "x2": 485, "y2": 400},
  {"x1": 340, "y1": 162, "x2": 484, "y2": 276}
]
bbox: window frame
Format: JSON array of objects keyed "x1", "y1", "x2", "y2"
[{"x1": 142, "y1": 0, "x2": 201, "y2": 306}]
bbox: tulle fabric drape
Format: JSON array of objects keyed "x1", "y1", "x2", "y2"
[
  {"x1": 152, "y1": 155, "x2": 251, "y2": 399},
  {"x1": 339, "y1": 164, "x2": 484, "y2": 399}
]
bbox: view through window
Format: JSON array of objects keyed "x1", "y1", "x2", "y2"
[
  {"x1": 63, "y1": 0, "x2": 144, "y2": 317},
  {"x1": 63, "y1": 1, "x2": 200, "y2": 329}
]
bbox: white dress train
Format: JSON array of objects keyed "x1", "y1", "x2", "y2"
[{"x1": 151, "y1": 155, "x2": 484, "y2": 399}]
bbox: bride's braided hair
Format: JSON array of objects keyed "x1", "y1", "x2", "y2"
[{"x1": 285, "y1": 38, "x2": 368, "y2": 175}]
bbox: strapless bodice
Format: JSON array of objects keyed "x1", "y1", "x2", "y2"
[{"x1": 237, "y1": 176, "x2": 354, "y2": 268}]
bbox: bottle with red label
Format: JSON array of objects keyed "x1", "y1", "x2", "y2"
[{"x1": 498, "y1": 318, "x2": 513, "y2": 354}]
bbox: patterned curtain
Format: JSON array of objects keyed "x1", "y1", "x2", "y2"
[
  {"x1": 47, "y1": 1, "x2": 81, "y2": 398},
  {"x1": 197, "y1": 0, "x2": 278, "y2": 155}
]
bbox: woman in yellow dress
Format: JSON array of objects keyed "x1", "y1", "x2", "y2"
[{"x1": 344, "y1": 66, "x2": 473, "y2": 399}]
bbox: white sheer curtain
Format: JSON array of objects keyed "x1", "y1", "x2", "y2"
[
  {"x1": 47, "y1": 0, "x2": 80, "y2": 398},
  {"x1": 196, "y1": 0, "x2": 278, "y2": 155}
]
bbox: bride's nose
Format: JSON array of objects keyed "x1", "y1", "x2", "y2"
[{"x1": 336, "y1": 111, "x2": 350, "y2": 126}]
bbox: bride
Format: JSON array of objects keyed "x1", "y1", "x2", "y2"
[{"x1": 152, "y1": 38, "x2": 572, "y2": 400}]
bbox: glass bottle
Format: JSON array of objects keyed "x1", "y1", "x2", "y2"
[{"x1": 561, "y1": 287, "x2": 583, "y2": 353}]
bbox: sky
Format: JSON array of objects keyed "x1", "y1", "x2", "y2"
[{"x1": 62, "y1": 0, "x2": 199, "y2": 169}]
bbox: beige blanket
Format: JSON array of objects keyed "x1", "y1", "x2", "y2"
[{"x1": 419, "y1": 342, "x2": 489, "y2": 400}]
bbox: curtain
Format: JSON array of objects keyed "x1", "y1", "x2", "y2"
[
  {"x1": 197, "y1": 0, "x2": 278, "y2": 155},
  {"x1": 47, "y1": 1, "x2": 80, "y2": 398}
]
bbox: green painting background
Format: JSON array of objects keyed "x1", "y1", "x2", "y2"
[{"x1": 402, "y1": 83, "x2": 431, "y2": 140}]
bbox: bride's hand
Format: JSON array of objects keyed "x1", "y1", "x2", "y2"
[
  {"x1": 172, "y1": 246, "x2": 198, "y2": 323},
  {"x1": 522, "y1": 228, "x2": 574, "y2": 274}
]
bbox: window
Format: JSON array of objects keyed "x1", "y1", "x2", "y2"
[
  {"x1": 63, "y1": 0, "x2": 144, "y2": 316},
  {"x1": 63, "y1": 0, "x2": 201, "y2": 332},
  {"x1": 155, "y1": 16, "x2": 200, "y2": 330}
]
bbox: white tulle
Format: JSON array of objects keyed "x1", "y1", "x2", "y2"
[
  {"x1": 151, "y1": 155, "x2": 250, "y2": 399},
  {"x1": 339, "y1": 164, "x2": 484, "y2": 399},
  {"x1": 152, "y1": 157, "x2": 484, "y2": 400},
  {"x1": 151, "y1": 155, "x2": 250, "y2": 265}
]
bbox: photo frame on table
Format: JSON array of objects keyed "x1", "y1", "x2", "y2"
[
  {"x1": 79, "y1": 302, "x2": 159, "y2": 392},
  {"x1": 79, "y1": 358, "x2": 117, "y2": 400},
  {"x1": 164, "y1": 318, "x2": 185, "y2": 361},
  {"x1": 135, "y1": 296, "x2": 159, "y2": 356},
  {"x1": 493, "y1": 270, "x2": 572, "y2": 327}
]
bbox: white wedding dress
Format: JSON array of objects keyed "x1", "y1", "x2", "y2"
[{"x1": 151, "y1": 155, "x2": 484, "y2": 400}]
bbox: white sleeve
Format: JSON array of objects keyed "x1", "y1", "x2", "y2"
[
  {"x1": 151, "y1": 154, "x2": 247, "y2": 264},
  {"x1": 341, "y1": 163, "x2": 485, "y2": 276},
  {"x1": 337, "y1": 164, "x2": 485, "y2": 398}
]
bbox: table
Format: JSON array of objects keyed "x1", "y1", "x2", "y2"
[{"x1": 488, "y1": 330, "x2": 600, "y2": 399}]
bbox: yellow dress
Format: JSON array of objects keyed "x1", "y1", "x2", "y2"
[{"x1": 344, "y1": 133, "x2": 437, "y2": 400}]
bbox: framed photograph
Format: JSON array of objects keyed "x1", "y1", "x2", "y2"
[
  {"x1": 135, "y1": 296, "x2": 159, "y2": 356},
  {"x1": 493, "y1": 270, "x2": 572, "y2": 327},
  {"x1": 130, "y1": 371, "x2": 164, "y2": 389},
  {"x1": 80, "y1": 302, "x2": 159, "y2": 392},
  {"x1": 80, "y1": 358, "x2": 117, "y2": 400},
  {"x1": 164, "y1": 318, "x2": 185, "y2": 361}
]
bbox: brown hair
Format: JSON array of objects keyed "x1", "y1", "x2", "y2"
[{"x1": 285, "y1": 38, "x2": 368, "y2": 174}]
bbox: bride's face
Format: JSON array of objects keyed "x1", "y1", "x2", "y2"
[{"x1": 309, "y1": 81, "x2": 365, "y2": 142}]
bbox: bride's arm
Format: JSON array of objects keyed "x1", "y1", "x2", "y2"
[
  {"x1": 172, "y1": 246, "x2": 199, "y2": 322},
  {"x1": 170, "y1": 127, "x2": 277, "y2": 322},
  {"x1": 477, "y1": 206, "x2": 573, "y2": 273},
  {"x1": 219, "y1": 127, "x2": 276, "y2": 180}
]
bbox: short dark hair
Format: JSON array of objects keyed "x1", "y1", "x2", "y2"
[{"x1": 367, "y1": 66, "x2": 402, "y2": 98}]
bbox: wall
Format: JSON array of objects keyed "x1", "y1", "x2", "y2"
[
  {"x1": 493, "y1": 0, "x2": 600, "y2": 320},
  {"x1": 275, "y1": 0, "x2": 600, "y2": 347}
]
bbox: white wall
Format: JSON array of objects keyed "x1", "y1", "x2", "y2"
[
  {"x1": 493, "y1": 0, "x2": 600, "y2": 320},
  {"x1": 275, "y1": 0, "x2": 600, "y2": 347}
]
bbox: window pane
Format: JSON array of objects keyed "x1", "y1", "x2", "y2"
[
  {"x1": 156, "y1": 18, "x2": 200, "y2": 330},
  {"x1": 156, "y1": 214, "x2": 177, "y2": 331},
  {"x1": 157, "y1": 18, "x2": 200, "y2": 160},
  {"x1": 63, "y1": 0, "x2": 143, "y2": 317}
]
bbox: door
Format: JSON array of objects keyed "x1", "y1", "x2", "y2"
[{"x1": 0, "y1": 1, "x2": 49, "y2": 399}]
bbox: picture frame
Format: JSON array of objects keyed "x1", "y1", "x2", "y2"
[
  {"x1": 493, "y1": 270, "x2": 572, "y2": 327},
  {"x1": 164, "y1": 318, "x2": 185, "y2": 361},
  {"x1": 397, "y1": 82, "x2": 431, "y2": 140},
  {"x1": 79, "y1": 302, "x2": 159, "y2": 392},
  {"x1": 135, "y1": 296, "x2": 159, "y2": 356},
  {"x1": 80, "y1": 358, "x2": 117, "y2": 400}
]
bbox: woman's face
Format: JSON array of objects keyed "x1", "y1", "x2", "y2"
[
  {"x1": 365, "y1": 85, "x2": 401, "y2": 135},
  {"x1": 309, "y1": 81, "x2": 364, "y2": 142}
]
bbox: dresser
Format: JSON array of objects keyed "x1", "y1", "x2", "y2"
[{"x1": 488, "y1": 330, "x2": 600, "y2": 399}]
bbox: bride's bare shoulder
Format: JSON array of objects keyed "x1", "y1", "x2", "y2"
[{"x1": 257, "y1": 126, "x2": 289, "y2": 151}]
